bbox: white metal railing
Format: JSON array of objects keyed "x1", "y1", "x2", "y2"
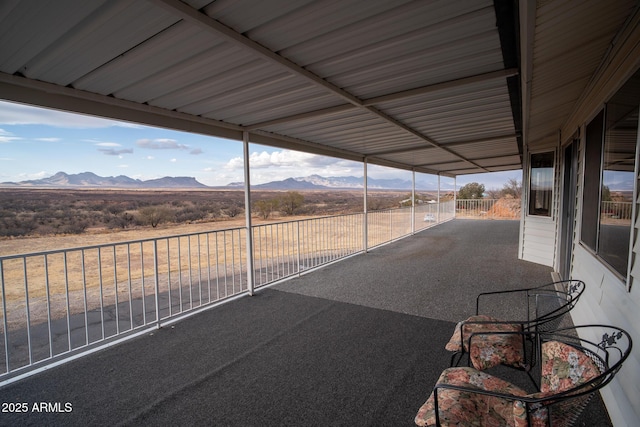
[
  {"x1": 600, "y1": 201, "x2": 632, "y2": 221},
  {"x1": 0, "y1": 204, "x2": 454, "y2": 382},
  {"x1": 455, "y1": 199, "x2": 520, "y2": 219}
]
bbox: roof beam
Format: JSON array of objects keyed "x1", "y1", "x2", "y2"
[
  {"x1": 151, "y1": 0, "x2": 365, "y2": 108},
  {"x1": 362, "y1": 68, "x2": 518, "y2": 106},
  {"x1": 245, "y1": 69, "x2": 518, "y2": 130},
  {"x1": 151, "y1": 0, "x2": 490, "y2": 172},
  {"x1": 363, "y1": 133, "x2": 518, "y2": 156},
  {"x1": 0, "y1": 72, "x2": 244, "y2": 140},
  {"x1": 244, "y1": 104, "x2": 355, "y2": 131}
]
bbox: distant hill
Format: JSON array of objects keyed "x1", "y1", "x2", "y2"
[
  {"x1": 235, "y1": 174, "x2": 436, "y2": 190},
  {"x1": 1, "y1": 171, "x2": 209, "y2": 189},
  {"x1": 1, "y1": 172, "x2": 438, "y2": 190}
]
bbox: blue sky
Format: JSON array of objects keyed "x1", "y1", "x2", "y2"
[{"x1": 0, "y1": 100, "x2": 521, "y2": 190}]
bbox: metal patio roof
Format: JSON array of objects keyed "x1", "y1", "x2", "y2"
[{"x1": 0, "y1": 0, "x2": 637, "y2": 177}]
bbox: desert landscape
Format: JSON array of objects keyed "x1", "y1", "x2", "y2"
[{"x1": 0, "y1": 187, "x2": 428, "y2": 254}]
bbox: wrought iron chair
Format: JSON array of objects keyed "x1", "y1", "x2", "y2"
[
  {"x1": 417, "y1": 324, "x2": 632, "y2": 427},
  {"x1": 446, "y1": 280, "x2": 585, "y2": 373}
]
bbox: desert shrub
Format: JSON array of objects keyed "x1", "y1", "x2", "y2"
[
  {"x1": 0, "y1": 216, "x2": 37, "y2": 237},
  {"x1": 137, "y1": 206, "x2": 175, "y2": 227},
  {"x1": 105, "y1": 212, "x2": 135, "y2": 229},
  {"x1": 278, "y1": 191, "x2": 304, "y2": 215},
  {"x1": 175, "y1": 205, "x2": 208, "y2": 223},
  {"x1": 224, "y1": 205, "x2": 243, "y2": 218},
  {"x1": 254, "y1": 199, "x2": 278, "y2": 219}
]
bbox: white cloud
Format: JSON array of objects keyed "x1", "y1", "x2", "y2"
[
  {"x1": 170, "y1": 158, "x2": 177, "y2": 163},
  {"x1": 137, "y1": 138, "x2": 189, "y2": 150},
  {"x1": 0, "y1": 128, "x2": 20, "y2": 143},
  {"x1": 94, "y1": 141, "x2": 122, "y2": 147},
  {"x1": 98, "y1": 148, "x2": 133, "y2": 156},
  {"x1": 34, "y1": 137, "x2": 61, "y2": 142},
  {"x1": 17, "y1": 171, "x2": 51, "y2": 180},
  {"x1": 222, "y1": 149, "x2": 365, "y2": 184},
  {"x1": 226, "y1": 150, "x2": 358, "y2": 171}
]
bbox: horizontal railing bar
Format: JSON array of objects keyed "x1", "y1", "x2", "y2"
[
  {"x1": 0, "y1": 226, "x2": 247, "y2": 260},
  {"x1": 0, "y1": 205, "x2": 456, "y2": 382}
]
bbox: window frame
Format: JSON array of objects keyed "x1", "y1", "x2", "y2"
[
  {"x1": 527, "y1": 151, "x2": 555, "y2": 218},
  {"x1": 579, "y1": 89, "x2": 639, "y2": 285}
]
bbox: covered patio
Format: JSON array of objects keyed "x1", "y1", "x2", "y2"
[
  {"x1": 0, "y1": 220, "x2": 610, "y2": 426},
  {"x1": 2, "y1": 1, "x2": 639, "y2": 424}
]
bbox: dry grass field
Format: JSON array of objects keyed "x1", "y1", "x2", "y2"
[{"x1": 0, "y1": 189, "x2": 416, "y2": 321}]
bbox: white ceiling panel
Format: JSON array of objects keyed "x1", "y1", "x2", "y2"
[{"x1": 2, "y1": 0, "x2": 633, "y2": 178}]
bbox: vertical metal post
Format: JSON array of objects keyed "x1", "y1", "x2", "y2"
[
  {"x1": 296, "y1": 221, "x2": 301, "y2": 276},
  {"x1": 0, "y1": 261, "x2": 9, "y2": 372},
  {"x1": 243, "y1": 131, "x2": 255, "y2": 296},
  {"x1": 153, "y1": 240, "x2": 161, "y2": 328},
  {"x1": 453, "y1": 176, "x2": 457, "y2": 219},
  {"x1": 363, "y1": 159, "x2": 368, "y2": 253},
  {"x1": 411, "y1": 170, "x2": 416, "y2": 234},
  {"x1": 437, "y1": 174, "x2": 441, "y2": 223}
]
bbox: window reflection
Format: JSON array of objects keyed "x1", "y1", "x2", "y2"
[
  {"x1": 529, "y1": 152, "x2": 554, "y2": 216},
  {"x1": 599, "y1": 101, "x2": 638, "y2": 276}
]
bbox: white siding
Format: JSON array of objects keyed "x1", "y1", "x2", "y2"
[
  {"x1": 572, "y1": 245, "x2": 640, "y2": 427},
  {"x1": 520, "y1": 136, "x2": 559, "y2": 267},
  {"x1": 520, "y1": 9, "x2": 640, "y2": 425},
  {"x1": 521, "y1": 216, "x2": 556, "y2": 266}
]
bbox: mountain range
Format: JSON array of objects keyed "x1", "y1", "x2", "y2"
[
  {"x1": 1, "y1": 172, "x2": 437, "y2": 190},
  {"x1": 1, "y1": 171, "x2": 208, "y2": 189},
  {"x1": 230, "y1": 174, "x2": 433, "y2": 190}
]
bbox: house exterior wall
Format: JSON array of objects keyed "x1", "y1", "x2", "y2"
[
  {"x1": 520, "y1": 136, "x2": 559, "y2": 267},
  {"x1": 520, "y1": 14, "x2": 640, "y2": 427}
]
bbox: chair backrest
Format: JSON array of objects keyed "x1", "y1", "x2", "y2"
[
  {"x1": 519, "y1": 324, "x2": 632, "y2": 427},
  {"x1": 527, "y1": 280, "x2": 585, "y2": 332}
]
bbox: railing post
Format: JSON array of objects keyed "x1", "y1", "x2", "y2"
[
  {"x1": 453, "y1": 176, "x2": 457, "y2": 219},
  {"x1": 0, "y1": 261, "x2": 9, "y2": 373},
  {"x1": 437, "y1": 174, "x2": 441, "y2": 223},
  {"x1": 363, "y1": 159, "x2": 368, "y2": 253},
  {"x1": 243, "y1": 131, "x2": 255, "y2": 296},
  {"x1": 153, "y1": 240, "x2": 161, "y2": 328},
  {"x1": 296, "y1": 220, "x2": 301, "y2": 276},
  {"x1": 411, "y1": 170, "x2": 415, "y2": 234}
]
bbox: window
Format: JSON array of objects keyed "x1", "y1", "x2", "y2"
[
  {"x1": 580, "y1": 69, "x2": 639, "y2": 279},
  {"x1": 581, "y1": 110, "x2": 604, "y2": 250},
  {"x1": 529, "y1": 152, "x2": 554, "y2": 216}
]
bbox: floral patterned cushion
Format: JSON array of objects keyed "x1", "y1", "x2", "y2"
[
  {"x1": 512, "y1": 341, "x2": 602, "y2": 427},
  {"x1": 415, "y1": 367, "x2": 529, "y2": 427},
  {"x1": 416, "y1": 343, "x2": 602, "y2": 427},
  {"x1": 513, "y1": 398, "x2": 549, "y2": 427},
  {"x1": 445, "y1": 315, "x2": 525, "y2": 370},
  {"x1": 538, "y1": 341, "x2": 600, "y2": 393}
]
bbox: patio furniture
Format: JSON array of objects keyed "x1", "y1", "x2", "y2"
[
  {"x1": 446, "y1": 280, "x2": 585, "y2": 372},
  {"x1": 416, "y1": 324, "x2": 632, "y2": 427}
]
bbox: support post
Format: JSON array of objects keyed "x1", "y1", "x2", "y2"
[
  {"x1": 453, "y1": 176, "x2": 457, "y2": 219},
  {"x1": 437, "y1": 174, "x2": 441, "y2": 223},
  {"x1": 363, "y1": 159, "x2": 368, "y2": 253},
  {"x1": 411, "y1": 170, "x2": 416, "y2": 234},
  {"x1": 243, "y1": 132, "x2": 255, "y2": 296}
]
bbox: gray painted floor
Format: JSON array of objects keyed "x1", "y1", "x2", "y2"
[{"x1": 0, "y1": 219, "x2": 612, "y2": 426}]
